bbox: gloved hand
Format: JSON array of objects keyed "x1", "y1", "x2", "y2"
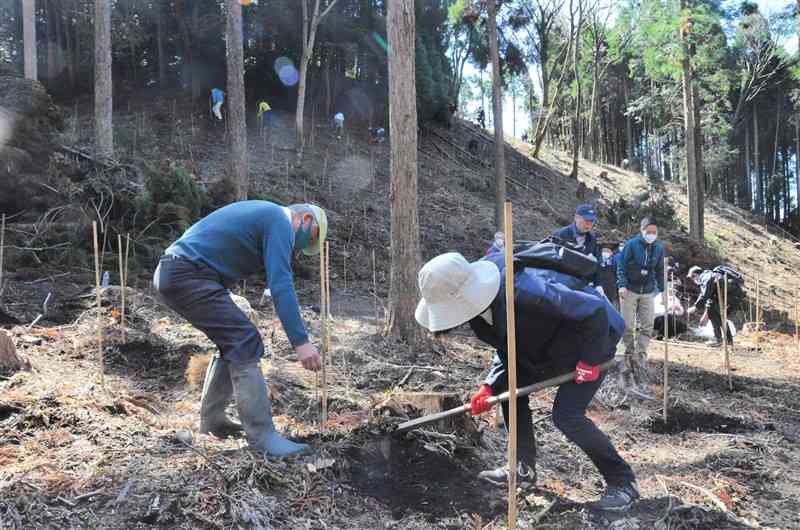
[
  {"x1": 470, "y1": 385, "x2": 493, "y2": 416},
  {"x1": 575, "y1": 361, "x2": 600, "y2": 384}
]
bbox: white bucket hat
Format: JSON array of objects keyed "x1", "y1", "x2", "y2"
[{"x1": 415, "y1": 253, "x2": 501, "y2": 332}]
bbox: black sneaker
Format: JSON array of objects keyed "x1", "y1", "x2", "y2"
[
  {"x1": 591, "y1": 483, "x2": 640, "y2": 511},
  {"x1": 478, "y1": 462, "x2": 536, "y2": 489}
]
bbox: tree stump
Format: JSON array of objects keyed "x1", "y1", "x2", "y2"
[{"x1": 0, "y1": 330, "x2": 30, "y2": 376}]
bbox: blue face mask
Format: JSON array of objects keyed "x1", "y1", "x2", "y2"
[{"x1": 294, "y1": 219, "x2": 313, "y2": 250}]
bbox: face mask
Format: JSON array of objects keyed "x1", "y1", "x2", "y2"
[
  {"x1": 602, "y1": 252, "x2": 612, "y2": 260},
  {"x1": 494, "y1": 238, "x2": 504, "y2": 248},
  {"x1": 294, "y1": 219, "x2": 313, "y2": 250},
  {"x1": 642, "y1": 231, "x2": 657, "y2": 244}
]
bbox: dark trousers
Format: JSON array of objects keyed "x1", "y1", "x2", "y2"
[
  {"x1": 501, "y1": 373, "x2": 635, "y2": 487},
  {"x1": 153, "y1": 256, "x2": 263, "y2": 366},
  {"x1": 708, "y1": 304, "x2": 733, "y2": 344}
]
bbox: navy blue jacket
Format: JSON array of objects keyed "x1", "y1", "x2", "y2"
[
  {"x1": 616, "y1": 234, "x2": 665, "y2": 295},
  {"x1": 470, "y1": 253, "x2": 626, "y2": 394},
  {"x1": 553, "y1": 224, "x2": 599, "y2": 259}
]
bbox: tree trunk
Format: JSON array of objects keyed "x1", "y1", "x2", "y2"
[
  {"x1": 624, "y1": 77, "x2": 633, "y2": 160},
  {"x1": 156, "y1": 0, "x2": 166, "y2": 86},
  {"x1": 191, "y1": 3, "x2": 201, "y2": 101},
  {"x1": 795, "y1": 117, "x2": 799, "y2": 212},
  {"x1": 744, "y1": 122, "x2": 750, "y2": 207},
  {"x1": 296, "y1": 0, "x2": 339, "y2": 157},
  {"x1": 64, "y1": 0, "x2": 75, "y2": 88},
  {"x1": 94, "y1": 0, "x2": 113, "y2": 158},
  {"x1": 569, "y1": 0, "x2": 583, "y2": 179},
  {"x1": 681, "y1": 0, "x2": 702, "y2": 242},
  {"x1": 487, "y1": 0, "x2": 506, "y2": 229},
  {"x1": 386, "y1": 0, "x2": 424, "y2": 347},
  {"x1": 754, "y1": 107, "x2": 761, "y2": 213},
  {"x1": 22, "y1": 0, "x2": 37, "y2": 81},
  {"x1": 225, "y1": 0, "x2": 248, "y2": 200}
]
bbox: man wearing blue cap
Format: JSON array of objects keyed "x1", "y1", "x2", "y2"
[{"x1": 553, "y1": 204, "x2": 599, "y2": 259}]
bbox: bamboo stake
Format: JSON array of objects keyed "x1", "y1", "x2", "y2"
[
  {"x1": 92, "y1": 222, "x2": 104, "y2": 386},
  {"x1": 124, "y1": 234, "x2": 130, "y2": 316},
  {"x1": 325, "y1": 241, "x2": 331, "y2": 348},
  {"x1": 117, "y1": 234, "x2": 126, "y2": 343},
  {"x1": 0, "y1": 213, "x2": 5, "y2": 303},
  {"x1": 372, "y1": 248, "x2": 379, "y2": 333},
  {"x1": 795, "y1": 285, "x2": 799, "y2": 354},
  {"x1": 503, "y1": 202, "x2": 518, "y2": 530},
  {"x1": 663, "y1": 258, "x2": 669, "y2": 423},
  {"x1": 724, "y1": 273, "x2": 731, "y2": 390},
  {"x1": 343, "y1": 251, "x2": 347, "y2": 291},
  {"x1": 756, "y1": 273, "x2": 761, "y2": 328},
  {"x1": 320, "y1": 242, "x2": 328, "y2": 429}
]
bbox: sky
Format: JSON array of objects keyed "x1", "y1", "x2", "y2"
[{"x1": 468, "y1": 0, "x2": 797, "y2": 139}]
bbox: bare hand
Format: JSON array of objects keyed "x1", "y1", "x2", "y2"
[
  {"x1": 699, "y1": 313, "x2": 709, "y2": 327},
  {"x1": 618, "y1": 287, "x2": 628, "y2": 298},
  {"x1": 296, "y1": 342, "x2": 322, "y2": 371},
  {"x1": 687, "y1": 306, "x2": 696, "y2": 316}
]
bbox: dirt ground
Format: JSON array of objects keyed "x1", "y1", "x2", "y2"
[{"x1": 1, "y1": 275, "x2": 799, "y2": 530}]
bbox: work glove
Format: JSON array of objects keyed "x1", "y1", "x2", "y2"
[
  {"x1": 470, "y1": 384, "x2": 493, "y2": 416},
  {"x1": 575, "y1": 361, "x2": 600, "y2": 384}
]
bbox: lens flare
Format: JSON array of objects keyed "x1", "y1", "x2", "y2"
[{"x1": 274, "y1": 56, "x2": 299, "y2": 87}]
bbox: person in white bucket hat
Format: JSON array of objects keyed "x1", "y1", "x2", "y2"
[{"x1": 415, "y1": 252, "x2": 639, "y2": 512}]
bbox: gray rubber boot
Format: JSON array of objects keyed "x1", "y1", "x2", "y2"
[
  {"x1": 228, "y1": 360, "x2": 309, "y2": 457},
  {"x1": 199, "y1": 355, "x2": 244, "y2": 438}
]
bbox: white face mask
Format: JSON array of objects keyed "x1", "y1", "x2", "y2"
[
  {"x1": 602, "y1": 252, "x2": 612, "y2": 260},
  {"x1": 642, "y1": 231, "x2": 657, "y2": 244}
]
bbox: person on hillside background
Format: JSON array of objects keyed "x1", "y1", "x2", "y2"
[
  {"x1": 257, "y1": 100, "x2": 272, "y2": 132},
  {"x1": 415, "y1": 252, "x2": 640, "y2": 512},
  {"x1": 486, "y1": 231, "x2": 505, "y2": 255},
  {"x1": 154, "y1": 201, "x2": 327, "y2": 458},
  {"x1": 616, "y1": 217, "x2": 664, "y2": 399},
  {"x1": 210, "y1": 88, "x2": 225, "y2": 120},
  {"x1": 686, "y1": 265, "x2": 735, "y2": 347},
  {"x1": 553, "y1": 204, "x2": 600, "y2": 259},
  {"x1": 596, "y1": 242, "x2": 619, "y2": 308},
  {"x1": 334, "y1": 112, "x2": 345, "y2": 137}
]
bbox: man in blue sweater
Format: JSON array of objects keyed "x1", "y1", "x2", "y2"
[
  {"x1": 416, "y1": 252, "x2": 639, "y2": 512},
  {"x1": 616, "y1": 217, "x2": 664, "y2": 398},
  {"x1": 154, "y1": 201, "x2": 327, "y2": 457}
]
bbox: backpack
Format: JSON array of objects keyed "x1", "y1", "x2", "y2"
[
  {"x1": 712, "y1": 265, "x2": 745, "y2": 306},
  {"x1": 512, "y1": 237, "x2": 597, "y2": 281},
  {"x1": 712, "y1": 265, "x2": 744, "y2": 287}
]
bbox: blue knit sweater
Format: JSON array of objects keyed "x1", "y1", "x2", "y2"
[{"x1": 166, "y1": 201, "x2": 308, "y2": 347}]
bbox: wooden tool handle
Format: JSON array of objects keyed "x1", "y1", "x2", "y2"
[{"x1": 393, "y1": 358, "x2": 618, "y2": 435}]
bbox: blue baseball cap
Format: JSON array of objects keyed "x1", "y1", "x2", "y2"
[{"x1": 575, "y1": 204, "x2": 597, "y2": 221}]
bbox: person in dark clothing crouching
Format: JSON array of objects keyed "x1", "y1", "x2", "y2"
[
  {"x1": 686, "y1": 266, "x2": 735, "y2": 347},
  {"x1": 414, "y1": 252, "x2": 639, "y2": 511}
]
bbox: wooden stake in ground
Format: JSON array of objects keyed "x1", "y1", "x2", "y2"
[
  {"x1": 0, "y1": 213, "x2": 5, "y2": 302},
  {"x1": 714, "y1": 277, "x2": 730, "y2": 389},
  {"x1": 325, "y1": 241, "x2": 331, "y2": 348},
  {"x1": 795, "y1": 285, "x2": 799, "y2": 354},
  {"x1": 756, "y1": 272, "x2": 761, "y2": 327},
  {"x1": 503, "y1": 202, "x2": 519, "y2": 530},
  {"x1": 724, "y1": 273, "x2": 732, "y2": 390},
  {"x1": 662, "y1": 257, "x2": 669, "y2": 423},
  {"x1": 372, "y1": 248, "x2": 379, "y2": 332},
  {"x1": 124, "y1": 233, "x2": 130, "y2": 315},
  {"x1": 319, "y1": 242, "x2": 328, "y2": 428},
  {"x1": 117, "y1": 234, "x2": 126, "y2": 343},
  {"x1": 92, "y1": 222, "x2": 104, "y2": 386}
]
